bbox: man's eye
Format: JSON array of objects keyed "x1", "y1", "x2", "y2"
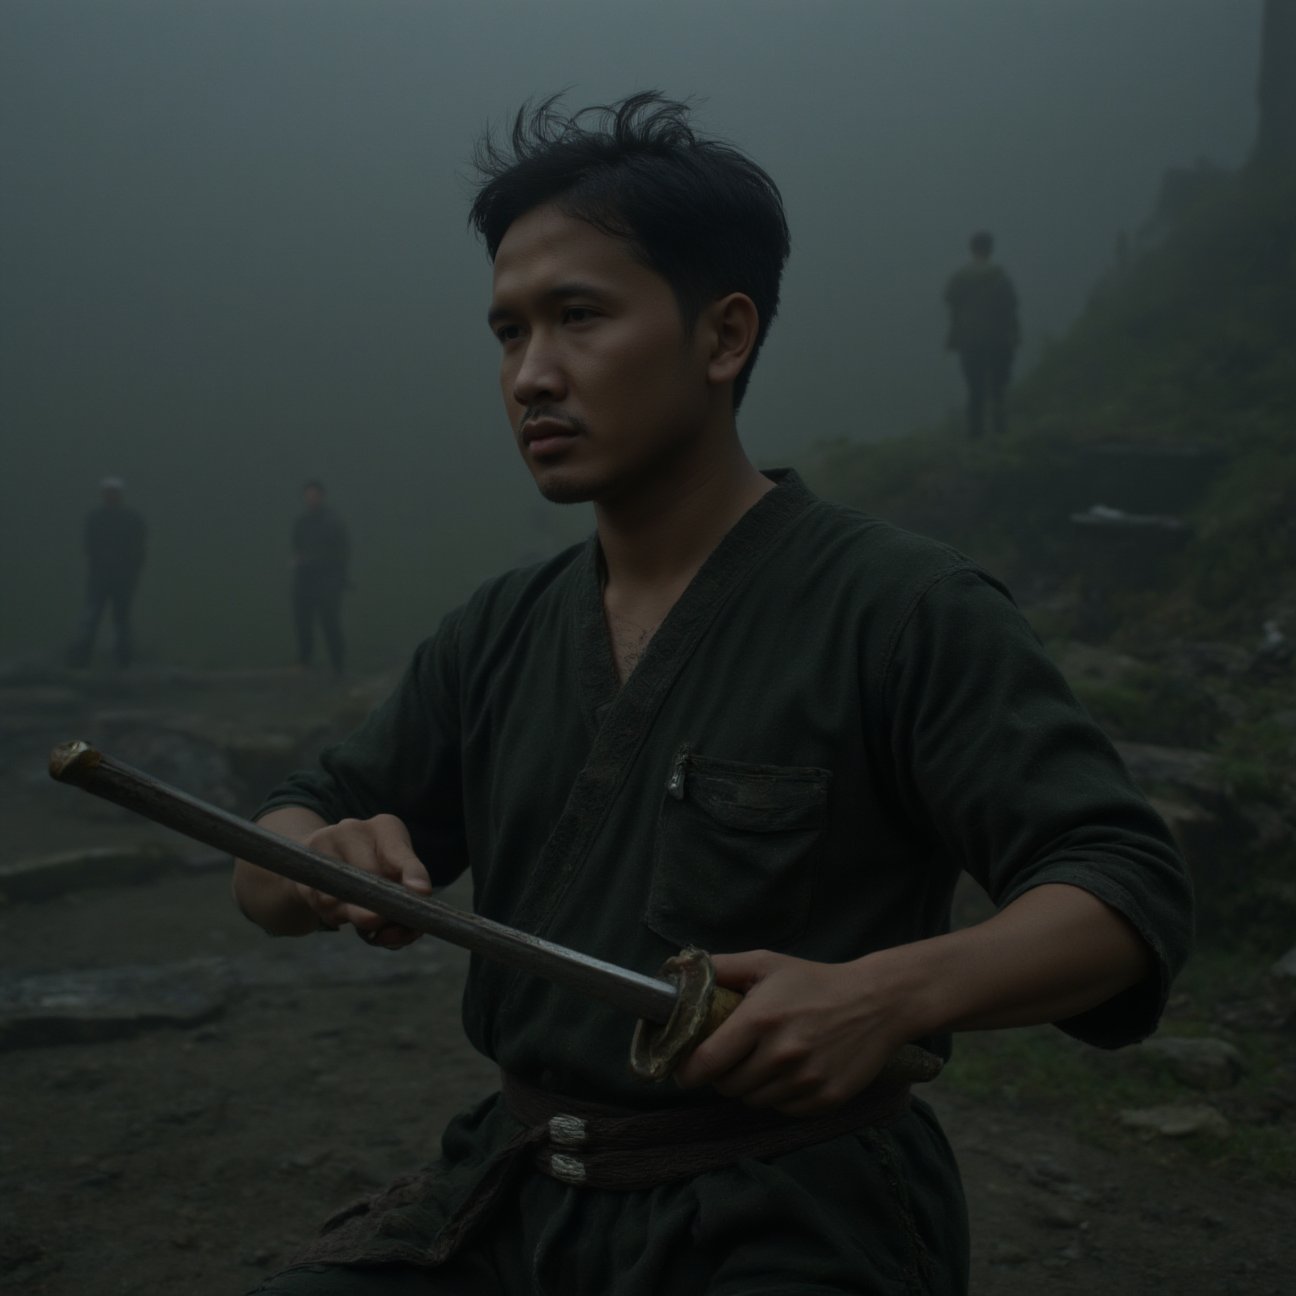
[
  {"x1": 563, "y1": 307, "x2": 596, "y2": 324},
  {"x1": 495, "y1": 324, "x2": 522, "y2": 345}
]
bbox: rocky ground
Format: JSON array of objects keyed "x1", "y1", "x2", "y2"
[{"x1": 1, "y1": 665, "x2": 1293, "y2": 1295}]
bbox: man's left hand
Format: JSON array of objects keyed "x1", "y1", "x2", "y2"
[{"x1": 673, "y1": 949, "x2": 903, "y2": 1116}]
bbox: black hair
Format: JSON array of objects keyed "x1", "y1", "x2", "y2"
[
  {"x1": 469, "y1": 92, "x2": 790, "y2": 410},
  {"x1": 304, "y1": 479, "x2": 325, "y2": 493},
  {"x1": 970, "y1": 230, "x2": 995, "y2": 256}
]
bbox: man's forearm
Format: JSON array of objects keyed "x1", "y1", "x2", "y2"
[
  {"x1": 232, "y1": 805, "x2": 329, "y2": 936},
  {"x1": 875, "y1": 882, "x2": 1155, "y2": 1038}
]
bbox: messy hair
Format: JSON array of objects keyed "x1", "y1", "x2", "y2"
[{"x1": 469, "y1": 92, "x2": 790, "y2": 409}]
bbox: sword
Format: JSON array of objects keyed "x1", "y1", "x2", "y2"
[{"x1": 49, "y1": 740, "x2": 942, "y2": 1085}]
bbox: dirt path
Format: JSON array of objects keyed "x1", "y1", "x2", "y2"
[{"x1": 2, "y1": 864, "x2": 1291, "y2": 1295}]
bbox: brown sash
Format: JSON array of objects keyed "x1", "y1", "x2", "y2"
[{"x1": 501, "y1": 1070, "x2": 912, "y2": 1192}]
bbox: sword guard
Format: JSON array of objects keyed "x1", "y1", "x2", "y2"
[{"x1": 629, "y1": 947, "x2": 738, "y2": 1082}]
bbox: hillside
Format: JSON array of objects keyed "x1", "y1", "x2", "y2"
[
  {"x1": 804, "y1": 161, "x2": 1296, "y2": 958},
  {"x1": 808, "y1": 163, "x2": 1295, "y2": 644}
]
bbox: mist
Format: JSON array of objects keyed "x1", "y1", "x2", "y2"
[{"x1": 1, "y1": 0, "x2": 1262, "y2": 669}]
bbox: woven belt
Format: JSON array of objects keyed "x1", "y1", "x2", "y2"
[{"x1": 501, "y1": 1070, "x2": 913, "y2": 1191}]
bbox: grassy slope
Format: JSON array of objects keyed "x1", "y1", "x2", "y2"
[{"x1": 806, "y1": 165, "x2": 1296, "y2": 642}]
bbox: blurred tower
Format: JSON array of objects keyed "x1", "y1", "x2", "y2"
[{"x1": 1254, "y1": 0, "x2": 1296, "y2": 166}]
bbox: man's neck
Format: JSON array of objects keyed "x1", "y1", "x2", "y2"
[{"x1": 595, "y1": 449, "x2": 774, "y2": 597}]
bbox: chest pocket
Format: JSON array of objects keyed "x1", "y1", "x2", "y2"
[{"x1": 645, "y1": 748, "x2": 831, "y2": 953}]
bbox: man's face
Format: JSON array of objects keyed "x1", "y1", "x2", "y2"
[
  {"x1": 304, "y1": 486, "x2": 324, "y2": 511},
  {"x1": 488, "y1": 204, "x2": 713, "y2": 506}
]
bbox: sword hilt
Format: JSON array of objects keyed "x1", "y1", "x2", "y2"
[{"x1": 629, "y1": 946, "x2": 943, "y2": 1085}]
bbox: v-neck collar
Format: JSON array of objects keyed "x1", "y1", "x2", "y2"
[{"x1": 572, "y1": 468, "x2": 816, "y2": 736}]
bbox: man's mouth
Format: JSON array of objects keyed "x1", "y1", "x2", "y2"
[{"x1": 521, "y1": 416, "x2": 582, "y2": 456}]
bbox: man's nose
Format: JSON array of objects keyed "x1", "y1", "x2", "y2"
[{"x1": 511, "y1": 336, "x2": 567, "y2": 407}]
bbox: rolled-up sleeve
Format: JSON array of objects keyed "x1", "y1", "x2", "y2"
[{"x1": 884, "y1": 566, "x2": 1194, "y2": 1048}]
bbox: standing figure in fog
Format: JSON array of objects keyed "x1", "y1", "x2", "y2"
[
  {"x1": 291, "y1": 479, "x2": 350, "y2": 674},
  {"x1": 235, "y1": 96, "x2": 1191, "y2": 1295},
  {"x1": 67, "y1": 475, "x2": 147, "y2": 669},
  {"x1": 944, "y1": 230, "x2": 1019, "y2": 438}
]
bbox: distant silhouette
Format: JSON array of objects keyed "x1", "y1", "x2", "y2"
[
  {"x1": 291, "y1": 480, "x2": 350, "y2": 673},
  {"x1": 944, "y1": 231, "x2": 1020, "y2": 438},
  {"x1": 67, "y1": 476, "x2": 147, "y2": 668}
]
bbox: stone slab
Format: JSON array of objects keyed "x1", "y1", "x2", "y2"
[
  {"x1": 0, "y1": 845, "x2": 178, "y2": 903},
  {"x1": 0, "y1": 940, "x2": 442, "y2": 1049}
]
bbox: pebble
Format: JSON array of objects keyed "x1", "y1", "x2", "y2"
[
  {"x1": 1033, "y1": 1194, "x2": 1084, "y2": 1229},
  {"x1": 986, "y1": 1241, "x2": 1030, "y2": 1266},
  {"x1": 1026, "y1": 1154, "x2": 1074, "y2": 1186},
  {"x1": 279, "y1": 1148, "x2": 328, "y2": 1172}
]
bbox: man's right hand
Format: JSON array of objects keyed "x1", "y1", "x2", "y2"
[
  {"x1": 232, "y1": 806, "x2": 433, "y2": 946},
  {"x1": 299, "y1": 814, "x2": 433, "y2": 948}
]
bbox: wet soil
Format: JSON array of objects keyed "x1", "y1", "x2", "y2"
[{"x1": 1, "y1": 672, "x2": 1292, "y2": 1295}]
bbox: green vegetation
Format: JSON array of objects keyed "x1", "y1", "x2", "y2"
[
  {"x1": 946, "y1": 952, "x2": 1294, "y2": 1188},
  {"x1": 945, "y1": 1009, "x2": 1296, "y2": 1188}
]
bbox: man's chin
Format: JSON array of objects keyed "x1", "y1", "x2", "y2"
[{"x1": 531, "y1": 468, "x2": 599, "y2": 505}]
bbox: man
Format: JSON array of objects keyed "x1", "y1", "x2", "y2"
[
  {"x1": 291, "y1": 480, "x2": 350, "y2": 673},
  {"x1": 67, "y1": 475, "x2": 147, "y2": 669},
  {"x1": 236, "y1": 95, "x2": 1192, "y2": 1294},
  {"x1": 944, "y1": 231, "x2": 1019, "y2": 438}
]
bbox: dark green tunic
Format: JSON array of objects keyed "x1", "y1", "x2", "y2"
[{"x1": 257, "y1": 470, "x2": 1192, "y2": 1293}]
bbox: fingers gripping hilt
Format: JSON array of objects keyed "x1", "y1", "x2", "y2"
[{"x1": 628, "y1": 946, "x2": 945, "y2": 1085}]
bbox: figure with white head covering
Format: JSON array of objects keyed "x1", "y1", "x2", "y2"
[{"x1": 67, "y1": 476, "x2": 148, "y2": 668}]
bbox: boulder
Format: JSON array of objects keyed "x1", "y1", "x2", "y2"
[
  {"x1": 1053, "y1": 641, "x2": 1144, "y2": 687},
  {"x1": 1118, "y1": 1103, "x2": 1231, "y2": 1139},
  {"x1": 1115, "y1": 741, "x2": 1229, "y2": 811},
  {"x1": 1131, "y1": 1036, "x2": 1245, "y2": 1090},
  {"x1": 0, "y1": 962, "x2": 229, "y2": 1048},
  {"x1": 94, "y1": 716, "x2": 244, "y2": 810}
]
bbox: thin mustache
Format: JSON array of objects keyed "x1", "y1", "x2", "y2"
[{"x1": 521, "y1": 407, "x2": 587, "y2": 436}]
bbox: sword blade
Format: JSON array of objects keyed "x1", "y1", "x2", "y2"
[{"x1": 48, "y1": 741, "x2": 679, "y2": 1025}]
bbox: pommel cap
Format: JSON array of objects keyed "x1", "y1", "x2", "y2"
[{"x1": 49, "y1": 740, "x2": 101, "y2": 784}]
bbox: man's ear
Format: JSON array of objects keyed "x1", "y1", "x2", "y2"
[{"x1": 701, "y1": 293, "x2": 760, "y2": 388}]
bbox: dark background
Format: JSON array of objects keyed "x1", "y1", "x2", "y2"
[{"x1": 0, "y1": 0, "x2": 1263, "y2": 668}]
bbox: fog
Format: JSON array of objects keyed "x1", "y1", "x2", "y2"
[{"x1": 0, "y1": 0, "x2": 1262, "y2": 668}]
